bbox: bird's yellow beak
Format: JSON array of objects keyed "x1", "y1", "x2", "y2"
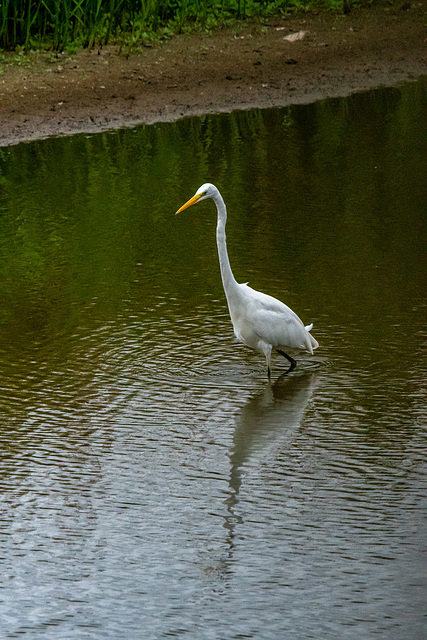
[{"x1": 175, "y1": 192, "x2": 204, "y2": 214}]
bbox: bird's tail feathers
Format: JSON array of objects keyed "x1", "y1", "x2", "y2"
[{"x1": 304, "y1": 323, "x2": 319, "y2": 353}]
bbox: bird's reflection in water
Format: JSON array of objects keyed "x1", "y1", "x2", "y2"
[{"x1": 223, "y1": 372, "x2": 318, "y2": 554}]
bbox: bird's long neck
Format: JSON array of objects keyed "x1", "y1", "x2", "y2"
[{"x1": 213, "y1": 191, "x2": 239, "y2": 300}]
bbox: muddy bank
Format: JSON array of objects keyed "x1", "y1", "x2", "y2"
[{"x1": 0, "y1": 4, "x2": 425, "y2": 147}]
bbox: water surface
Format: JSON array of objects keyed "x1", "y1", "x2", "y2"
[{"x1": 0, "y1": 80, "x2": 426, "y2": 639}]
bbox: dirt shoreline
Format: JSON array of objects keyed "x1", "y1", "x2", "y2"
[{"x1": 0, "y1": 4, "x2": 425, "y2": 147}]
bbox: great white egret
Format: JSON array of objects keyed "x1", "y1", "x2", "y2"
[{"x1": 176, "y1": 183, "x2": 319, "y2": 377}]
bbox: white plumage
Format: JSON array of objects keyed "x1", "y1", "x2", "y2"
[{"x1": 176, "y1": 183, "x2": 319, "y2": 377}]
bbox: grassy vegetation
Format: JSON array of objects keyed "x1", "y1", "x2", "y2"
[{"x1": 0, "y1": 0, "x2": 363, "y2": 52}]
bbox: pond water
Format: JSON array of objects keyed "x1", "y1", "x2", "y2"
[{"x1": 0, "y1": 80, "x2": 425, "y2": 640}]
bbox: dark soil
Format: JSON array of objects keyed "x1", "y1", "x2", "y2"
[{"x1": 0, "y1": 4, "x2": 425, "y2": 147}]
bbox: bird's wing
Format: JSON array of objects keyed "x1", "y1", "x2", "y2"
[{"x1": 241, "y1": 284, "x2": 315, "y2": 352}]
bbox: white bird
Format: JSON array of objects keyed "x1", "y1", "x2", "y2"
[{"x1": 176, "y1": 183, "x2": 319, "y2": 378}]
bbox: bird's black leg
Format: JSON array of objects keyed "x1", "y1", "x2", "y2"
[
  {"x1": 276, "y1": 349, "x2": 297, "y2": 373},
  {"x1": 266, "y1": 353, "x2": 272, "y2": 380}
]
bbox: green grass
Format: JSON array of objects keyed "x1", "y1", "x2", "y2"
[{"x1": 0, "y1": 0, "x2": 364, "y2": 52}]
